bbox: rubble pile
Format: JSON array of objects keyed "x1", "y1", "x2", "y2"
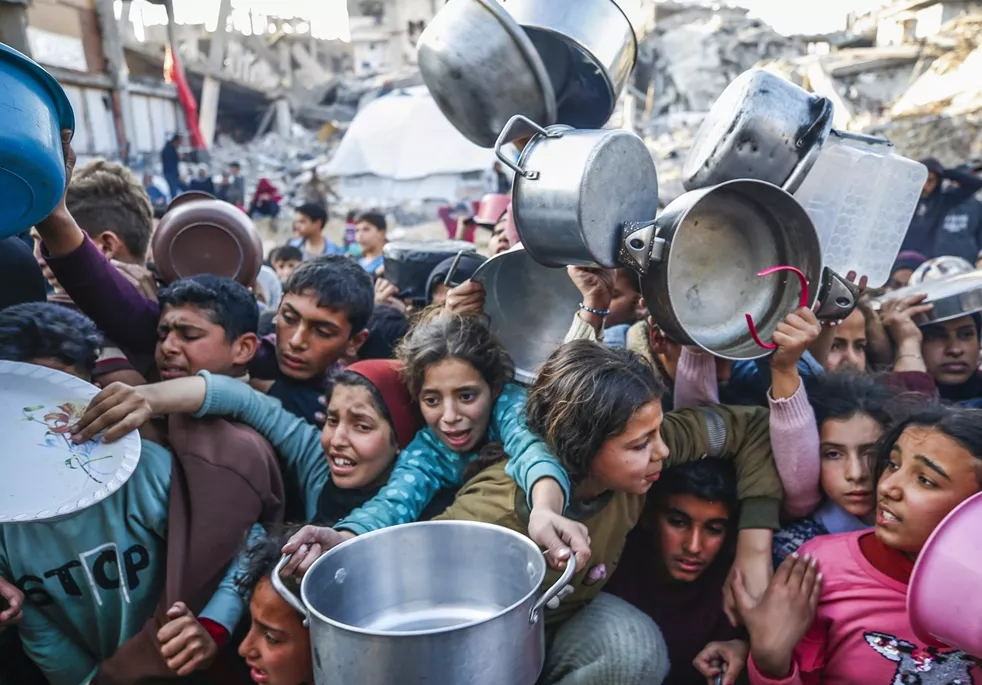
[
  {"x1": 635, "y1": 4, "x2": 805, "y2": 204},
  {"x1": 635, "y1": 4, "x2": 982, "y2": 204}
]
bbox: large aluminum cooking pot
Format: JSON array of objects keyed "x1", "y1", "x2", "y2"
[
  {"x1": 635, "y1": 180, "x2": 824, "y2": 361},
  {"x1": 495, "y1": 114, "x2": 659, "y2": 268},
  {"x1": 472, "y1": 244, "x2": 582, "y2": 384},
  {"x1": 501, "y1": 0, "x2": 639, "y2": 129},
  {"x1": 417, "y1": 0, "x2": 556, "y2": 148},
  {"x1": 272, "y1": 521, "x2": 575, "y2": 685},
  {"x1": 683, "y1": 69, "x2": 833, "y2": 192}
]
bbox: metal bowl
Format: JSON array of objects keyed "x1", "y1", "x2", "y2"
[
  {"x1": 417, "y1": 0, "x2": 557, "y2": 148},
  {"x1": 873, "y1": 271, "x2": 982, "y2": 325},
  {"x1": 909, "y1": 256, "x2": 976, "y2": 286},
  {"x1": 473, "y1": 245, "x2": 581, "y2": 383}
]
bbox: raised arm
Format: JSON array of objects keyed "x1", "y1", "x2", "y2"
[{"x1": 674, "y1": 347, "x2": 720, "y2": 408}]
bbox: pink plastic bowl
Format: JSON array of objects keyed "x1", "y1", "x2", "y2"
[{"x1": 908, "y1": 490, "x2": 982, "y2": 657}]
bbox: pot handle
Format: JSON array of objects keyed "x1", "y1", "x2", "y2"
[
  {"x1": 494, "y1": 115, "x2": 559, "y2": 180},
  {"x1": 783, "y1": 98, "x2": 833, "y2": 194},
  {"x1": 529, "y1": 552, "x2": 578, "y2": 625},
  {"x1": 272, "y1": 554, "x2": 310, "y2": 627}
]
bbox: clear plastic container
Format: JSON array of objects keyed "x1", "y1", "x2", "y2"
[{"x1": 793, "y1": 131, "x2": 928, "y2": 288}]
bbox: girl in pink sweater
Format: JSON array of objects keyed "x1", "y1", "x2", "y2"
[{"x1": 737, "y1": 406, "x2": 982, "y2": 685}]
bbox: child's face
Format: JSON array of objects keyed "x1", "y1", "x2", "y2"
[
  {"x1": 876, "y1": 426, "x2": 981, "y2": 557},
  {"x1": 656, "y1": 493, "x2": 730, "y2": 583},
  {"x1": 819, "y1": 413, "x2": 879, "y2": 519},
  {"x1": 156, "y1": 304, "x2": 254, "y2": 379},
  {"x1": 419, "y1": 358, "x2": 494, "y2": 453},
  {"x1": 589, "y1": 399, "x2": 670, "y2": 496},
  {"x1": 276, "y1": 293, "x2": 364, "y2": 380},
  {"x1": 921, "y1": 316, "x2": 981, "y2": 386},
  {"x1": 321, "y1": 384, "x2": 398, "y2": 489},
  {"x1": 292, "y1": 213, "x2": 320, "y2": 240},
  {"x1": 355, "y1": 221, "x2": 386, "y2": 252},
  {"x1": 826, "y1": 308, "x2": 867, "y2": 372},
  {"x1": 238, "y1": 578, "x2": 313, "y2": 685},
  {"x1": 607, "y1": 271, "x2": 640, "y2": 329},
  {"x1": 272, "y1": 258, "x2": 301, "y2": 282},
  {"x1": 487, "y1": 219, "x2": 510, "y2": 257}
]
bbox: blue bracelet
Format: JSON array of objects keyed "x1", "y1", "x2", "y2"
[{"x1": 579, "y1": 302, "x2": 611, "y2": 317}]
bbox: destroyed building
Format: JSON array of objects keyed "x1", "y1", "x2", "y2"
[{"x1": 633, "y1": 0, "x2": 982, "y2": 205}]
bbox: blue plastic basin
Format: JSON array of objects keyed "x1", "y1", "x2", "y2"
[{"x1": 0, "y1": 43, "x2": 75, "y2": 238}]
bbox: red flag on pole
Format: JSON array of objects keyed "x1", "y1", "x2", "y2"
[{"x1": 164, "y1": 43, "x2": 206, "y2": 150}]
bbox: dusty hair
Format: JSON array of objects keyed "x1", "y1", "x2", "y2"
[
  {"x1": 397, "y1": 313, "x2": 513, "y2": 399},
  {"x1": 66, "y1": 159, "x2": 153, "y2": 261},
  {"x1": 525, "y1": 341, "x2": 667, "y2": 484}
]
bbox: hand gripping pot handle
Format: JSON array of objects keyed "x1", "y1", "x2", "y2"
[
  {"x1": 529, "y1": 551, "x2": 578, "y2": 625},
  {"x1": 271, "y1": 554, "x2": 310, "y2": 627},
  {"x1": 494, "y1": 114, "x2": 562, "y2": 180}
]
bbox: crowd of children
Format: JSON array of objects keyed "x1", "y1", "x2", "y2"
[{"x1": 1, "y1": 130, "x2": 982, "y2": 685}]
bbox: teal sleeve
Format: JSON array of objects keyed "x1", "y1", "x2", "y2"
[
  {"x1": 198, "y1": 523, "x2": 264, "y2": 632},
  {"x1": 496, "y1": 385, "x2": 571, "y2": 509},
  {"x1": 194, "y1": 371, "x2": 328, "y2": 519},
  {"x1": 14, "y1": 603, "x2": 98, "y2": 685},
  {"x1": 335, "y1": 430, "x2": 462, "y2": 535}
]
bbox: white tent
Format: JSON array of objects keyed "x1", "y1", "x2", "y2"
[{"x1": 324, "y1": 87, "x2": 499, "y2": 204}]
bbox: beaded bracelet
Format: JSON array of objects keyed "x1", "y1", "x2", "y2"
[{"x1": 579, "y1": 302, "x2": 611, "y2": 317}]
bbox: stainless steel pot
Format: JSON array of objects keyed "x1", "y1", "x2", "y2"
[
  {"x1": 495, "y1": 114, "x2": 659, "y2": 268},
  {"x1": 502, "y1": 0, "x2": 638, "y2": 129},
  {"x1": 417, "y1": 0, "x2": 556, "y2": 148},
  {"x1": 683, "y1": 69, "x2": 833, "y2": 192},
  {"x1": 272, "y1": 521, "x2": 575, "y2": 685},
  {"x1": 472, "y1": 244, "x2": 583, "y2": 384},
  {"x1": 872, "y1": 271, "x2": 982, "y2": 325},
  {"x1": 632, "y1": 180, "x2": 825, "y2": 360}
]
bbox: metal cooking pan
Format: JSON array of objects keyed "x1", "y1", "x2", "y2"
[
  {"x1": 872, "y1": 271, "x2": 982, "y2": 325},
  {"x1": 472, "y1": 244, "x2": 582, "y2": 383},
  {"x1": 629, "y1": 180, "x2": 825, "y2": 361}
]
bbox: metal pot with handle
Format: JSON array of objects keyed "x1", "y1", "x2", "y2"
[
  {"x1": 683, "y1": 68, "x2": 833, "y2": 192},
  {"x1": 271, "y1": 521, "x2": 576, "y2": 685},
  {"x1": 495, "y1": 114, "x2": 659, "y2": 268},
  {"x1": 621, "y1": 179, "x2": 858, "y2": 361}
]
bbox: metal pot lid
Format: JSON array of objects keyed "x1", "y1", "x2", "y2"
[
  {"x1": 908, "y1": 256, "x2": 976, "y2": 287},
  {"x1": 513, "y1": 125, "x2": 659, "y2": 268},
  {"x1": 417, "y1": 0, "x2": 557, "y2": 148},
  {"x1": 682, "y1": 69, "x2": 833, "y2": 192},
  {"x1": 874, "y1": 271, "x2": 982, "y2": 326},
  {"x1": 472, "y1": 244, "x2": 581, "y2": 384}
]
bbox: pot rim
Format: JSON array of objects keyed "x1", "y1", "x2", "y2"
[
  {"x1": 651, "y1": 179, "x2": 823, "y2": 361},
  {"x1": 299, "y1": 520, "x2": 548, "y2": 637}
]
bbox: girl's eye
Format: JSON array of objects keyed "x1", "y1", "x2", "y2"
[
  {"x1": 631, "y1": 437, "x2": 651, "y2": 452},
  {"x1": 831, "y1": 341, "x2": 844, "y2": 350},
  {"x1": 325, "y1": 416, "x2": 339, "y2": 427},
  {"x1": 357, "y1": 424, "x2": 372, "y2": 432},
  {"x1": 886, "y1": 459, "x2": 900, "y2": 471},
  {"x1": 822, "y1": 450, "x2": 842, "y2": 460},
  {"x1": 918, "y1": 475, "x2": 937, "y2": 488},
  {"x1": 422, "y1": 396, "x2": 440, "y2": 407},
  {"x1": 263, "y1": 631, "x2": 281, "y2": 645},
  {"x1": 707, "y1": 525, "x2": 726, "y2": 536},
  {"x1": 459, "y1": 392, "x2": 475, "y2": 402},
  {"x1": 667, "y1": 517, "x2": 686, "y2": 528}
]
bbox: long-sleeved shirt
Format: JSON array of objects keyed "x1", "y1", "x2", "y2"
[
  {"x1": 748, "y1": 531, "x2": 979, "y2": 685},
  {"x1": 0, "y1": 441, "x2": 242, "y2": 685},
  {"x1": 674, "y1": 348, "x2": 821, "y2": 518},
  {"x1": 335, "y1": 383, "x2": 571, "y2": 535},
  {"x1": 193, "y1": 374, "x2": 568, "y2": 528}
]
